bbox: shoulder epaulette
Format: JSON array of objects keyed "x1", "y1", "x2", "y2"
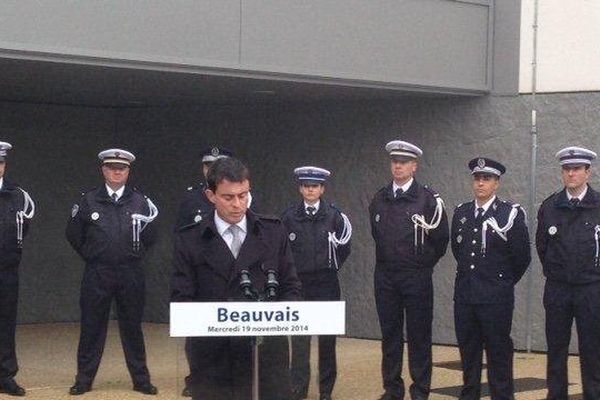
[
  {"x1": 454, "y1": 202, "x2": 466, "y2": 210},
  {"x1": 541, "y1": 190, "x2": 561, "y2": 205},
  {"x1": 256, "y1": 213, "x2": 282, "y2": 223},
  {"x1": 178, "y1": 220, "x2": 202, "y2": 231},
  {"x1": 423, "y1": 184, "x2": 441, "y2": 197}
]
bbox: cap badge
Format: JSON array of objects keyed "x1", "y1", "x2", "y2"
[
  {"x1": 375, "y1": 214, "x2": 380, "y2": 223},
  {"x1": 211, "y1": 147, "x2": 220, "y2": 157},
  {"x1": 569, "y1": 149, "x2": 575, "y2": 156},
  {"x1": 91, "y1": 212, "x2": 100, "y2": 221},
  {"x1": 114, "y1": 151, "x2": 121, "y2": 158},
  {"x1": 194, "y1": 214, "x2": 203, "y2": 223},
  {"x1": 477, "y1": 158, "x2": 486, "y2": 168},
  {"x1": 71, "y1": 204, "x2": 79, "y2": 218},
  {"x1": 456, "y1": 235, "x2": 463, "y2": 243},
  {"x1": 548, "y1": 226, "x2": 557, "y2": 236},
  {"x1": 289, "y1": 232, "x2": 296, "y2": 241}
]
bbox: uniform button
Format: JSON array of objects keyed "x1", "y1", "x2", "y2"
[
  {"x1": 470, "y1": 252, "x2": 475, "y2": 257},
  {"x1": 499, "y1": 273, "x2": 503, "y2": 278},
  {"x1": 472, "y1": 240, "x2": 477, "y2": 244},
  {"x1": 470, "y1": 265, "x2": 475, "y2": 270},
  {"x1": 473, "y1": 228, "x2": 478, "y2": 232}
]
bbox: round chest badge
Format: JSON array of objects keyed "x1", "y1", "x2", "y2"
[
  {"x1": 194, "y1": 214, "x2": 202, "y2": 223},
  {"x1": 456, "y1": 234, "x2": 463, "y2": 244},
  {"x1": 289, "y1": 232, "x2": 296, "y2": 241},
  {"x1": 548, "y1": 226, "x2": 557, "y2": 236},
  {"x1": 375, "y1": 214, "x2": 381, "y2": 223},
  {"x1": 91, "y1": 212, "x2": 100, "y2": 221}
]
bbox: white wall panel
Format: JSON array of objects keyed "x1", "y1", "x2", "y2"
[{"x1": 520, "y1": 0, "x2": 600, "y2": 93}]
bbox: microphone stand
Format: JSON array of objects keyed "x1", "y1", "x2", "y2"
[{"x1": 239, "y1": 269, "x2": 279, "y2": 400}]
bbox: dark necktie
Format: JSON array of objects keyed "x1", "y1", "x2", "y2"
[
  {"x1": 475, "y1": 207, "x2": 485, "y2": 222},
  {"x1": 395, "y1": 188, "x2": 403, "y2": 199},
  {"x1": 306, "y1": 206, "x2": 316, "y2": 216},
  {"x1": 570, "y1": 198, "x2": 580, "y2": 208},
  {"x1": 111, "y1": 193, "x2": 118, "y2": 203}
]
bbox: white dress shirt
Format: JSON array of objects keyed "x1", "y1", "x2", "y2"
[
  {"x1": 214, "y1": 212, "x2": 248, "y2": 251},
  {"x1": 566, "y1": 185, "x2": 588, "y2": 201},
  {"x1": 304, "y1": 200, "x2": 321, "y2": 214},
  {"x1": 105, "y1": 184, "x2": 125, "y2": 200},
  {"x1": 393, "y1": 178, "x2": 414, "y2": 196},
  {"x1": 474, "y1": 195, "x2": 496, "y2": 217}
]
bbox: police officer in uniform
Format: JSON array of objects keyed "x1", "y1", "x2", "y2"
[
  {"x1": 369, "y1": 140, "x2": 449, "y2": 400},
  {"x1": 171, "y1": 157, "x2": 301, "y2": 400},
  {"x1": 0, "y1": 142, "x2": 34, "y2": 397},
  {"x1": 451, "y1": 158, "x2": 530, "y2": 400},
  {"x1": 281, "y1": 166, "x2": 352, "y2": 400},
  {"x1": 66, "y1": 149, "x2": 159, "y2": 396},
  {"x1": 536, "y1": 146, "x2": 600, "y2": 400},
  {"x1": 176, "y1": 146, "x2": 257, "y2": 397}
]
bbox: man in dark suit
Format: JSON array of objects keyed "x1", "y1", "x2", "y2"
[
  {"x1": 451, "y1": 158, "x2": 530, "y2": 400},
  {"x1": 537, "y1": 146, "x2": 600, "y2": 400},
  {"x1": 369, "y1": 140, "x2": 449, "y2": 400},
  {"x1": 171, "y1": 157, "x2": 301, "y2": 400},
  {"x1": 0, "y1": 141, "x2": 34, "y2": 397},
  {"x1": 66, "y1": 148, "x2": 158, "y2": 396}
]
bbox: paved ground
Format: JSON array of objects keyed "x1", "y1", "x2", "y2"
[{"x1": 6, "y1": 323, "x2": 584, "y2": 399}]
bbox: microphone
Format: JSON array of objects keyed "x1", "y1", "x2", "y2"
[
  {"x1": 239, "y1": 269, "x2": 255, "y2": 300},
  {"x1": 264, "y1": 269, "x2": 279, "y2": 301}
]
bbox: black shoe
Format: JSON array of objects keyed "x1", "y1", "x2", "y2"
[
  {"x1": 181, "y1": 385, "x2": 191, "y2": 397},
  {"x1": 133, "y1": 382, "x2": 158, "y2": 395},
  {"x1": 69, "y1": 382, "x2": 91, "y2": 395},
  {"x1": 377, "y1": 393, "x2": 402, "y2": 400},
  {"x1": 320, "y1": 395, "x2": 332, "y2": 400},
  {"x1": 0, "y1": 379, "x2": 26, "y2": 397}
]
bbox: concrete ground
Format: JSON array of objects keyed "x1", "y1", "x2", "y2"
[{"x1": 7, "y1": 323, "x2": 584, "y2": 399}]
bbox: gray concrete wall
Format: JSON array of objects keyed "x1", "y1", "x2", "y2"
[{"x1": 3, "y1": 91, "x2": 599, "y2": 351}]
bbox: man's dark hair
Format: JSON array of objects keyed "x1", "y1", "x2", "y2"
[{"x1": 207, "y1": 157, "x2": 250, "y2": 192}]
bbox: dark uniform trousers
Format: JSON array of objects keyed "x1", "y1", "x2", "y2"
[
  {"x1": 0, "y1": 268, "x2": 19, "y2": 381},
  {"x1": 0, "y1": 180, "x2": 28, "y2": 382},
  {"x1": 76, "y1": 264, "x2": 149, "y2": 386},
  {"x1": 66, "y1": 185, "x2": 155, "y2": 387},
  {"x1": 369, "y1": 180, "x2": 449, "y2": 400},
  {"x1": 291, "y1": 271, "x2": 341, "y2": 397},
  {"x1": 543, "y1": 280, "x2": 600, "y2": 400},
  {"x1": 536, "y1": 187, "x2": 600, "y2": 400},
  {"x1": 452, "y1": 199, "x2": 530, "y2": 400},
  {"x1": 375, "y1": 267, "x2": 433, "y2": 400}
]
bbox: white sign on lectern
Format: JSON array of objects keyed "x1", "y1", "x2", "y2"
[{"x1": 170, "y1": 301, "x2": 345, "y2": 337}]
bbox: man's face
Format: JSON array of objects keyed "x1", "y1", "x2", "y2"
[
  {"x1": 206, "y1": 179, "x2": 250, "y2": 224},
  {"x1": 390, "y1": 158, "x2": 417, "y2": 184},
  {"x1": 0, "y1": 161, "x2": 5, "y2": 179},
  {"x1": 299, "y1": 183, "x2": 325, "y2": 204},
  {"x1": 562, "y1": 165, "x2": 590, "y2": 191},
  {"x1": 472, "y1": 173, "x2": 499, "y2": 203},
  {"x1": 101, "y1": 163, "x2": 130, "y2": 188}
]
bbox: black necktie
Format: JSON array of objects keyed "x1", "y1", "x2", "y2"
[
  {"x1": 570, "y1": 198, "x2": 580, "y2": 208},
  {"x1": 306, "y1": 206, "x2": 316, "y2": 216},
  {"x1": 475, "y1": 207, "x2": 485, "y2": 222},
  {"x1": 395, "y1": 188, "x2": 403, "y2": 199},
  {"x1": 111, "y1": 193, "x2": 118, "y2": 203}
]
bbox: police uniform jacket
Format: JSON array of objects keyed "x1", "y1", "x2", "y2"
[
  {"x1": 171, "y1": 210, "x2": 301, "y2": 302},
  {"x1": 369, "y1": 180, "x2": 449, "y2": 270},
  {"x1": 0, "y1": 180, "x2": 29, "y2": 270},
  {"x1": 281, "y1": 201, "x2": 351, "y2": 274},
  {"x1": 66, "y1": 185, "x2": 156, "y2": 266},
  {"x1": 536, "y1": 186, "x2": 600, "y2": 285},
  {"x1": 451, "y1": 198, "x2": 531, "y2": 304},
  {"x1": 176, "y1": 182, "x2": 259, "y2": 228}
]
